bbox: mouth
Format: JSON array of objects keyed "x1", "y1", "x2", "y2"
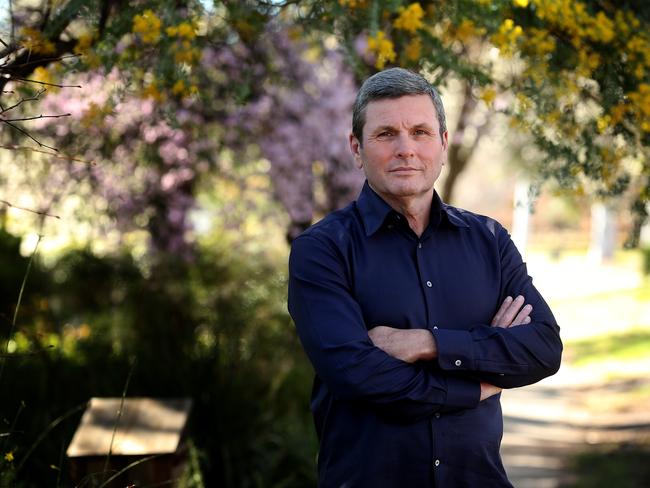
[{"x1": 389, "y1": 167, "x2": 420, "y2": 173}]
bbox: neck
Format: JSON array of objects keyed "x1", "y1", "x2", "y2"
[{"x1": 376, "y1": 188, "x2": 434, "y2": 238}]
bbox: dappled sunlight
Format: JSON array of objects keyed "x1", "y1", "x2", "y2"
[{"x1": 501, "y1": 248, "x2": 650, "y2": 487}]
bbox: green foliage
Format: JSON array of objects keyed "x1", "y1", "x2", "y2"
[
  {"x1": 642, "y1": 247, "x2": 650, "y2": 276},
  {"x1": 0, "y1": 228, "x2": 50, "y2": 336},
  {"x1": 300, "y1": 0, "x2": 650, "y2": 241},
  {"x1": 561, "y1": 442, "x2": 650, "y2": 488},
  {"x1": 0, "y1": 229, "x2": 316, "y2": 487}
]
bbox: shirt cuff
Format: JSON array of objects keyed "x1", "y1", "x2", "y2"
[
  {"x1": 431, "y1": 327, "x2": 475, "y2": 371},
  {"x1": 442, "y1": 376, "x2": 480, "y2": 411}
]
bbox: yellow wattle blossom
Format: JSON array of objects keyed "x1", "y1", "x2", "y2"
[
  {"x1": 576, "y1": 49, "x2": 600, "y2": 76},
  {"x1": 172, "y1": 79, "x2": 186, "y2": 96},
  {"x1": 516, "y1": 92, "x2": 532, "y2": 111},
  {"x1": 4, "y1": 451, "x2": 14, "y2": 462},
  {"x1": 523, "y1": 27, "x2": 555, "y2": 56},
  {"x1": 626, "y1": 36, "x2": 650, "y2": 68},
  {"x1": 404, "y1": 37, "x2": 422, "y2": 62},
  {"x1": 534, "y1": 0, "x2": 616, "y2": 44},
  {"x1": 585, "y1": 11, "x2": 615, "y2": 43},
  {"x1": 367, "y1": 31, "x2": 396, "y2": 69},
  {"x1": 19, "y1": 27, "x2": 56, "y2": 55},
  {"x1": 629, "y1": 84, "x2": 650, "y2": 116},
  {"x1": 142, "y1": 81, "x2": 166, "y2": 102},
  {"x1": 455, "y1": 19, "x2": 486, "y2": 42},
  {"x1": 74, "y1": 32, "x2": 94, "y2": 54},
  {"x1": 634, "y1": 64, "x2": 645, "y2": 80},
  {"x1": 491, "y1": 19, "x2": 523, "y2": 56},
  {"x1": 81, "y1": 102, "x2": 109, "y2": 128},
  {"x1": 480, "y1": 87, "x2": 497, "y2": 105},
  {"x1": 173, "y1": 43, "x2": 201, "y2": 64},
  {"x1": 513, "y1": 0, "x2": 529, "y2": 7},
  {"x1": 586, "y1": 52, "x2": 600, "y2": 70},
  {"x1": 32, "y1": 66, "x2": 54, "y2": 86},
  {"x1": 627, "y1": 84, "x2": 650, "y2": 132},
  {"x1": 167, "y1": 21, "x2": 196, "y2": 40},
  {"x1": 339, "y1": 0, "x2": 368, "y2": 7},
  {"x1": 132, "y1": 10, "x2": 162, "y2": 44},
  {"x1": 177, "y1": 22, "x2": 196, "y2": 39},
  {"x1": 596, "y1": 115, "x2": 611, "y2": 133},
  {"x1": 394, "y1": 3, "x2": 425, "y2": 33},
  {"x1": 609, "y1": 103, "x2": 628, "y2": 125}
]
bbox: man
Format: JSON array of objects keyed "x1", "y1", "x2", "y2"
[{"x1": 288, "y1": 68, "x2": 562, "y2": 487}]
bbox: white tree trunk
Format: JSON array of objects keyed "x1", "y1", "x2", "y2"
[{"x1": 589, "y1": 202, "x2": 617, "y2": 263}]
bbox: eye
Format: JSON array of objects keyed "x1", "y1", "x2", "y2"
[
  {"x1": 414, "y1": 129, "x2": 430, "y2": 136},
  {"x1": 377, "y1": 131, "x2": 394, "y2": 138}
]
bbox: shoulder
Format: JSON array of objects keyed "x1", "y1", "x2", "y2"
[
  {"x1": 289, "y1": 203, "x2": 361, "y2": 277},
  {"x1": 442, "y1": 203, "x2": 509, "y2": 240},
  {"x1": 294, "y1": 202, "x2": 362, "y2": 250}
]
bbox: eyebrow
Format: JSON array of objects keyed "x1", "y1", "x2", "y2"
[{"x1": 371, "y1": 123, "x2": 434, "y2": 133}]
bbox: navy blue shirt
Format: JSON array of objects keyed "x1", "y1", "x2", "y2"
[{"x1": 288, "y1": 182, "x2": 562, "y2": 487}]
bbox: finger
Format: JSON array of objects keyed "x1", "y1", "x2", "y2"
[
  {"x1": 511, "y1": 304, "x2": 533, "y2": 327},
  {"x1": 491, "y1": 296, "x2": 513, "y2": 326},
  {"x1": 500, "y1": 295, "x2": 526, "y2": 326}
]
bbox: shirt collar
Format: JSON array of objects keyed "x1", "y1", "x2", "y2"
[{"x1": 356, "y1": 181, "x2": 469, "y2": 237}]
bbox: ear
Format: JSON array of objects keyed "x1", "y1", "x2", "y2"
[
  {"x1": 441, "y1": 131, "x2": 449, "y2": 165},
  {"x1": 349, "y1": 133, "x2": 364, "y2": 169}
]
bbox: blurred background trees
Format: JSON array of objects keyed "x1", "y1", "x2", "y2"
[{"x1": 1, "y1": 0, "x2": 649, "y2": 486}]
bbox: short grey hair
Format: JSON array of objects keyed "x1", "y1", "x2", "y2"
[{"x1": 352, "y1": 68, "x2": 447, "y2": 144}]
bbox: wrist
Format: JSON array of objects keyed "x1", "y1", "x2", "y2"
[{"x1": 416, "y1": 329, "x2": 437, "y2": 361}]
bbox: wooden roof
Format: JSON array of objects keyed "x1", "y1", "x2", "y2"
[{"x1": 67, "y1": 397, "x2": 192, "y2": 457}]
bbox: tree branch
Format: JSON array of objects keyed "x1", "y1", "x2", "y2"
[
  {"x1": 0, "y1": 88, "x2": 47, "y2": 114},
  {"x1": 10, "y1": 77, "x2": 82, "y2": 88},
  {"x1": 0, "y1": 200, "x2": 61, "y2": 219},
  {"x1": 1, "y1": 112, "x2": 71, "y2": 122},
  {"x1": 0, "y1": 145, "x2": 95, "y2": 165},
  {"x1": 1, "y1": 119, "x2": 59, "y2": 151}
]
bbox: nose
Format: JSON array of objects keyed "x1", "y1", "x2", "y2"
[{"x1": 394, "y1": 133, "x2": 415, "y2": 159}]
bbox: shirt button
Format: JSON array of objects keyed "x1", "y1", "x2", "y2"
[
  {"x1": 434, "y1": 459, "x2": 440, "y2": 467},
  {"x1": 454, "y1": 359, "x2": 462, "y2": 367},
  {"x1": 418, "y1": 243, "x2": 422, "y2": 249},
  {"x1": 435, "y1": 412, "x2": 441, "y2": 419},
  {"x1": 426, "y1": 281, "x2": 432, "y2": 288}
]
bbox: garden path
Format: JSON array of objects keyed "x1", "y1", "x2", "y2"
[{"x1": 500, "y1": 252, "x2": 650, "y2": 488}]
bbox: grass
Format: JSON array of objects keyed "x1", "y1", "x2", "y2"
[
  {"x1": 566, "y1": 328, "x2": 650, "y2": 368},
  {"x1": 560, "y1": 442, "x2": 650, "y2": 488}
]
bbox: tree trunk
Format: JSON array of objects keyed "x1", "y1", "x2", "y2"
[{"x1": 441, "y1": 81, "x2": 490, "y2": 204}]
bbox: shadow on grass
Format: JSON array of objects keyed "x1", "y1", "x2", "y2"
[{"x1": 560, "y1": 442, "x2": 650, "y2": 488}]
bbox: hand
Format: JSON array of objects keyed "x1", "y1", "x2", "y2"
[
  {"x1": 480, "y1": 382, "x2": 502, "y2": 401},
  {"x1": 491, "y1": 295, "x2": 532, "y2": 328},
  {"x1": 368, "y1": 326, "x2": 437, "y2": 363}
]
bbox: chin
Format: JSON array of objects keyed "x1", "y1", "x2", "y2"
[{"x1": 387, "y1": 183, "x2": 431, "y2": 197}]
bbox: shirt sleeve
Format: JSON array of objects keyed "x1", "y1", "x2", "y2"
[
  {"x1": 432, "y1": 223, "x2": 563, "y2": 389},
  {"x1": 288, "y1": 234, "x2": 480, "y2": 420}
]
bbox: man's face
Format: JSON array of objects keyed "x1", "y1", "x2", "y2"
[{"x1": 350, "y1": 94, "x2": 448, "y2": 203}]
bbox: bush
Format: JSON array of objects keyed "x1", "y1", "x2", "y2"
[{"x1": 1, "y1": 235, "x2": 317, "y2": 487}]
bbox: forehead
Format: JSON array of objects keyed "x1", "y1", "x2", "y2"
[{"x1": 364, "y1": 94, "x2": 439, "y2": 130}]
